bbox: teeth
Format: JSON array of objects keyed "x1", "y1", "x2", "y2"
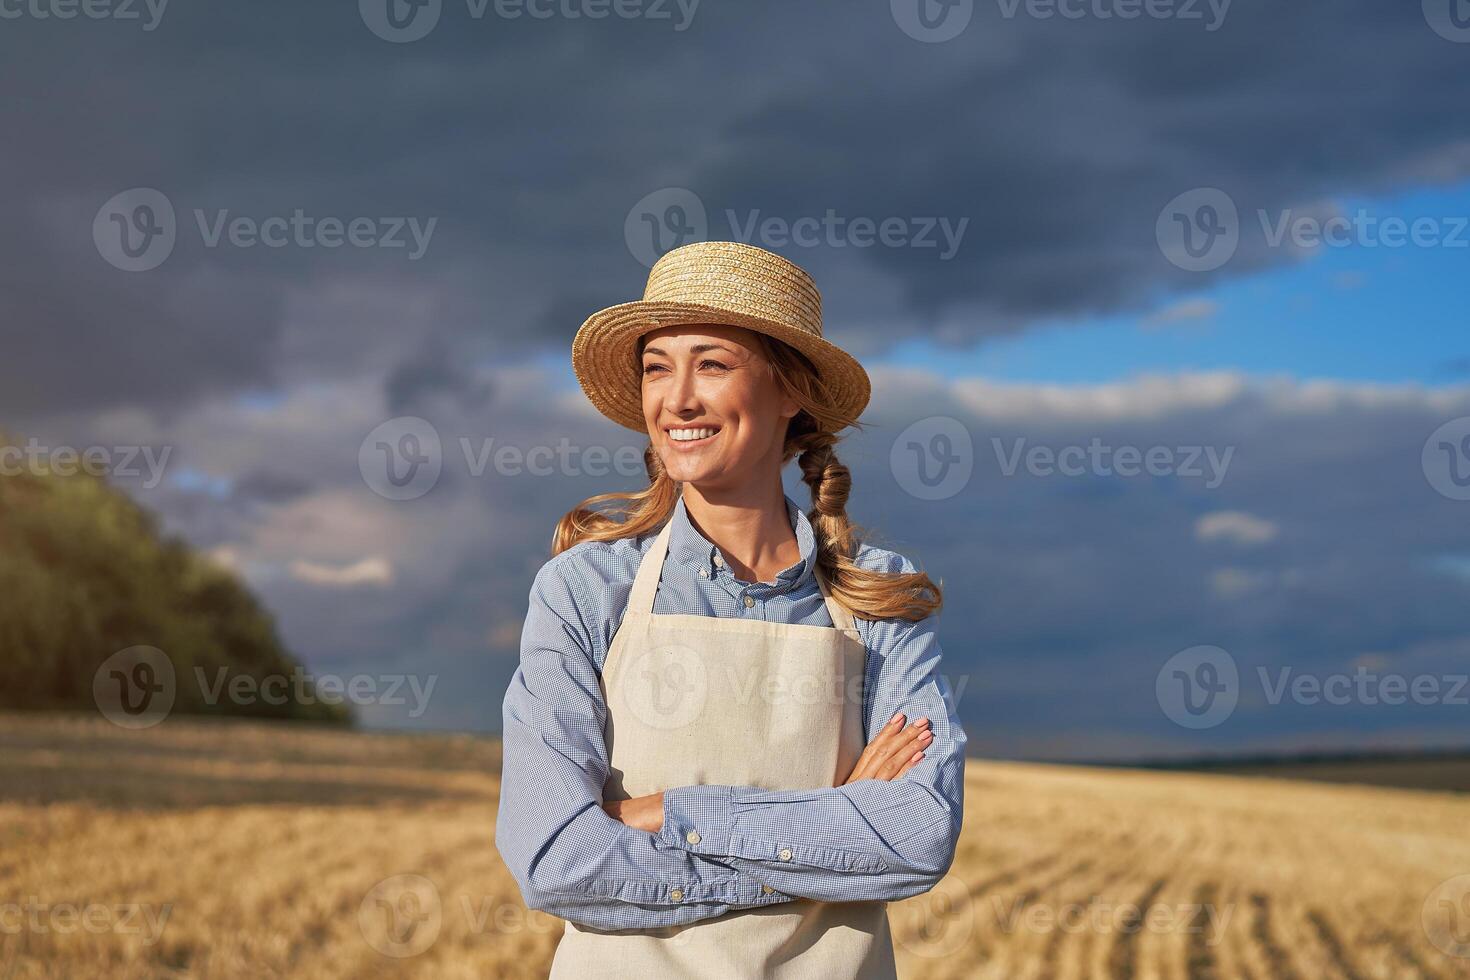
[{"x1": 669, "y1": 427, "x2": 718, "y2": 442}]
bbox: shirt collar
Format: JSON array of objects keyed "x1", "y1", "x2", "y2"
[{"x1": 667, "y1": 490, "x2": 816, "y2": 588}]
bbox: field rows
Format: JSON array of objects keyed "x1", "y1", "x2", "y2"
[{"x1": 1, "y1": 714, "x2": 1467, "y2": 978}]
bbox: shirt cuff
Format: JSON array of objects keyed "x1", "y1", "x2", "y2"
[
  {"x1": 659, "y1": 784, "x2": 888, "y2": 874},
  {"x1": 660, "y1": 784, "x2": 736, "y2": 856}
]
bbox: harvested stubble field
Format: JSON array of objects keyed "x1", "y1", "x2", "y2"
[{"x1": 1, "y1": 712, "x2": 1467, "y2": 979}]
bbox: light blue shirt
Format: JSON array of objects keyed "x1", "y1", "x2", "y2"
[{"x1": 496, "y1": 490, "x2": 967, "y2": 931}]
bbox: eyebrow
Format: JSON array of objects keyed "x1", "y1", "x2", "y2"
[{"x1": 641, "y1": 343, "x2": 734, "y2": 358}]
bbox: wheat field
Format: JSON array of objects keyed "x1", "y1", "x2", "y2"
[{"x1": 1, "y1": 712, "x2": 1467, "y2": 979}]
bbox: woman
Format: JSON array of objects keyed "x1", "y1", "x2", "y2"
[{"x1": 497, "y1": 240, "x2": 967, "y2": 979}]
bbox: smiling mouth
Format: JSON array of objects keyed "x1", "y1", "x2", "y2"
[{"x1": 665, "y1": 425, "x2": 721, "y2": 448}]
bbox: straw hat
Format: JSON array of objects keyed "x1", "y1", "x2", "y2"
[{"x1": 572, "y1": 241, "x2": 872, "y2": 432}]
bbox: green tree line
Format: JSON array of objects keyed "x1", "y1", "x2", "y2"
[{"x1": 0, "y1": 435, "x2": 351, "y2": 724}]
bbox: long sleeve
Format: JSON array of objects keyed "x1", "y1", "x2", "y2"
[
  {"x1": 496, "y1": 554, "x2": 794, "y2": 931},
  {"x1": 658, "y1": 554, "x2": 967, "y2": 904}
]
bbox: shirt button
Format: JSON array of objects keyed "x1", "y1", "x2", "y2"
[
  {"x1": 743, "y1": 595, "x2": 755, "y2": 608},
  {"x1": 713, "y1": 553, "x2": 724, "y2": 567},
  {"x1": 671, "y1": 889, "x2": 684, "y2": 901},
  {"x1": 698, "y1": 568, "x2": 708, "y2": 578},
  {"x1": 761, "y1": 885, "x2": 775, "y2": 895},
  {"x1": 686, "y1": 831, "x2": 701, "y2": 845},
  {"x1": 778, "y1": 847, "x2": 792, "y2": 861}
]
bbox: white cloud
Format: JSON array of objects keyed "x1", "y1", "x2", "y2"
[
  {"x1": 288, "y1": 556, "x2": 394, "y2": 588},
  {"x1": 1195, "y1": 511, "x2": 1280, "y2": 546}
]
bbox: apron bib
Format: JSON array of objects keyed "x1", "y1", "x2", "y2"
[{"x1": 548, "y1": 516, "x2": 897, "y2": 980}]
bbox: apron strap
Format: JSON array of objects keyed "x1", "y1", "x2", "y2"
[
  {"x1": 813, "y1": 562, "x2": 858, "y2": 633},
  {"x1": 626, "y1": 518, "x2": 675, "y2": 616},
  {"x1": 627, "y1": 514, "x2": 858, "y2": 634}
]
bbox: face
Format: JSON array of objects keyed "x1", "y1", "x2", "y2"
[{"x1": 640, "y1": 323, "x2": 801, "y2": 489}]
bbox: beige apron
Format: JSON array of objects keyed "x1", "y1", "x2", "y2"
[{"x1": 548, "y1": 516, "x2": 897, "y2": 980}]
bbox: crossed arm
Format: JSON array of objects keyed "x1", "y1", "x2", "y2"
[{"x1": 495, "y1": 555, "x2": 968, "y2": 931}]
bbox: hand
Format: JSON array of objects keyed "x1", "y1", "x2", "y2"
[
  {"x1": 602, "y1": 792, "x2": 665, "y2": 833},
  {"x1": 841, "y1": 711, "x2": 931, "y2": 784}
]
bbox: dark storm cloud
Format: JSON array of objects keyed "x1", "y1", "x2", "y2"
[{"x1": 3, "y1": 0, "x2": 1468, "y2": 419}]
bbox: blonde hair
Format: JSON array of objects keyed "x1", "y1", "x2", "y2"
[{"x1": 551, "y1": 332, "x2": 942, "y2": 622}]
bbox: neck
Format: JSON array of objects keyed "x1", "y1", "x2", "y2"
[{"x1": 681, "y1": 480, "x2": 798, "y2": 586}]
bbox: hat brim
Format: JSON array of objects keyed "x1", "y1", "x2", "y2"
[{"x1": 572, "y1": 300, "x2": 872, "y2": 433}]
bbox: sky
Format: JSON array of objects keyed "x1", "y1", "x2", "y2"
[{"x1": 3, "y1": 0, "x2": 1468, "y2": 761}]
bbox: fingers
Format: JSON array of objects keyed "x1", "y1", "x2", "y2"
[
  {"x1": 847, "y1": 712, "x2": 932, "y2": 783},
  {"x1": 874, "y1": 724, "x2": 932, "y2": 780},
  {"x1": 847, "y1": 711, "x2": 910, "y2": 782}
]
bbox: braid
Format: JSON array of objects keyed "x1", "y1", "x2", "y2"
[{"x1": 791, "y1": 417, "x2": 858, "y2": 581}]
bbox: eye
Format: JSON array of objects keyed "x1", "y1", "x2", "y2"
[
  {"x1": 641, "y1": 363, "x2": 667, "y2": 376},
  {"x1": 699, "y1": 359, "x2": 729, "y2": 371}
]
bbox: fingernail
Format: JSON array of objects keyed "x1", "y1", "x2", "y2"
[
  {"x1": 919, "y1": 731, "x2": 933, "y2": 742},
  {"x1": 915, "y1": 717, "x2": 931, "y2": 727},
  {"x1": 890, "y1": 712, "x2": 904, "y2": 727},
  {"x1": 911, "y1": 751, "x2": 924, "y2": 762}
]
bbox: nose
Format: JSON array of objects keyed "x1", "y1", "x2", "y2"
[{"x1": 663, "y1": 362, "x2": 702, "y2": 418}]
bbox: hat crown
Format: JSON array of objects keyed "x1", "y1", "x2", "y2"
[{"x1": 643, "y1": 241, "x2": 824, "y2": 339}]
